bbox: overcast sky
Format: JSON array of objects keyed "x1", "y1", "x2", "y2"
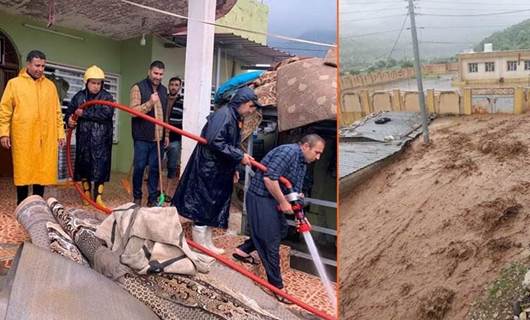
[
  {"x1": 341, "y1": 0, "x2": 530, "y2": 61},
  {"x1": 262, "y1": 0, "x2": 336, "y2": 57}
]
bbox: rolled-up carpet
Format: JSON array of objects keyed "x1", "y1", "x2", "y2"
[{"x1": 15, "y1": 195, "x2": 57, "y2": 249}]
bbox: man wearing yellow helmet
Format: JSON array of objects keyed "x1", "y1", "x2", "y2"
[{"x1": 65, "y1": 65, "x2": 115, "y2": 206}]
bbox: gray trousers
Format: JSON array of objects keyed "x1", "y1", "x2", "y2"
[{"x1": 238, "y1": 191, "x2": 288, "y2": 288}]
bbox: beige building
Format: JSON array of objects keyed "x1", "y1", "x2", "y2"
[{"x1": 456, "y1": 49, "x2": 530, "y2": 87}]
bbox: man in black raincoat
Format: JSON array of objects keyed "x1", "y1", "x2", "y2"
[
  {"x1": 66, "y1": 65, "x2": 114, "y2": 206},
  {"x1": 172, "y1": 87, "x2": 259, "y2": 254}
]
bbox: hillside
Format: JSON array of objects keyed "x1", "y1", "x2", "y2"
[
  {"x1": 475, "y1": 19, "x2": 530, "y2": 52},
  {"x1": 340, "y1": 114, "x2": 530, "y2": 319}
]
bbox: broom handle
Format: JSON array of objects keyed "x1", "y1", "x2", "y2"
[{"x1": 154, "y1": 103, "x2": 165, "y2": 198}]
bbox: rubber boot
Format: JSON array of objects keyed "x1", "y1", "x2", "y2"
[
  {"x1": 94, "y1": 183, "x2": 106, "y2": 207},
  {"x1": 81, "y1": 180, "x2": 91, "y2": 205},
  {"x1": 192, "y1": 225, "x2": 209, "y2": 249},
  {"x1": 205, "y1": 227, "x2": 225, "y2": 255}
]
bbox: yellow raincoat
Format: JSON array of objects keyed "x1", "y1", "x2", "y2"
[{"x1": 0, "y1": 69, "x2": 65, "y2": 186}]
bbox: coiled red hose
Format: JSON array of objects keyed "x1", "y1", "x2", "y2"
[{"x1": 65, "y1": 99, "x2": 336, "y2": 320}]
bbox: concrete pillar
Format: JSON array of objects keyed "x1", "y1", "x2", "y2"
[
  {"x1": 392, "y1": 89, "x2": 402, "y2": 111},
  {"x1": 426, "y1": 89, "x2": 435, "y2": 113},
  {"x1": 463, "y1": 88, "x2": 472, "y2": 115},
  {"x1": 514, "y1": 87, "x2": 524, "y2": 114},
  {"x1": 181, "y1": 0, "x2": 216, "y2": 168}
]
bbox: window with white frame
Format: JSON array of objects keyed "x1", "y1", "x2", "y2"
[
  {"x1": 507, "y1": 61, "x2": 518, "y2": 71},
  {"x1": 468, "y1": 63, "x2": 478, "y2": 73},
  {"x1": 44, "y1": 62, "x2": 120, "y2": 143},
  {"x1": 485, "y1": 62, "x2": 495, "y2": 72},
  {"x1": 525, "y1": 60, "x2": 530, "y2": 71}
]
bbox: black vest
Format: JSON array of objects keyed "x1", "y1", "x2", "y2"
[{"x1": 131, "y1": 78, "x2": 168, "y2": 141}]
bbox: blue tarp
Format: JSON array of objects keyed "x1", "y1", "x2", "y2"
[{"x1": 214, "y1": 71, "x2": 264, "y2": 105}]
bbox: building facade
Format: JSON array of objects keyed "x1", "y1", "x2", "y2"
[{"x1": 457, "y1": 49, "x2": 530, "y2": 87}]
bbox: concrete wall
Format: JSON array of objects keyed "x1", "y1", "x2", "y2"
[
  {"x1": 403, "y1": 92, "x2": 420, "y2": 112},
  {"x1": 438, "y1": 92, "x2": 460, "y2": 114},
  {"x1": 372, "y1": 92, "x2": 392, "y2": 113},
  {"x1": 339, "y1": 87, "x2": 528, "y2": 127}
]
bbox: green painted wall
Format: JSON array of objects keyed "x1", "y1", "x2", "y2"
[
  {"x1": 216, "y1": 0, "x2": 269, "y2": 45},
  {"x1": 0, "y1": 11, "x2": 121, "y2": 74},
  {"x1": 151, "y1": 37, "x2": 186, "y2": 82}
]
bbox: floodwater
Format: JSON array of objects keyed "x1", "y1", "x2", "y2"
[{"x1": 376, "y1": 73, "x2": 457, "y2": 91}]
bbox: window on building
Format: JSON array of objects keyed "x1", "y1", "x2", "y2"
[
  {"x1": 485, "y1": 62, "x2": 495, "y2": 72},
  {"x1": 507, "y1": 61, "x2": 518, "y2": 71},
  {"x1": 468, "y1": 63, "x2": 478, "y2": 73},
  {"x1": 525, "y1": 60, "x2": 530, "y2": 71}
]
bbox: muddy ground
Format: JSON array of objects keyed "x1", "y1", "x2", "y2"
[{"x1": 339, "y1": 114, "x2": 530, "y2": 319}]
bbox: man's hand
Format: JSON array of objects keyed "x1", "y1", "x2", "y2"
[
  {"x1": 240, "y1": 153, "x2": 254, "y2": 166},
  {"x1": 0, "y1": 136, "x2": 11, "y2": 149},
  {"x1": 58, "y1": 138, "x2": 66, "y2": 148},
  {"x1": 68, "y1": 115, "x2": 77, "y2": 128},
  {"x1": 74, "y1": 108, "x2": 84, "y2": 117},
  {"x1": 233, "y1": 171, "x2": 240, "y2": 184},
  {"x1": 278, "y1": 200, "x2": 293, "y2": 214},
  {"x1": 150, "y1": 93, "x2": 160, "y2": 104},
  {"x1": 164, "y1": 137, "x2": 170, "y2": 149}
]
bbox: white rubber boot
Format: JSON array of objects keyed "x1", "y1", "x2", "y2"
[
  {"x1": 205, "y1": 227, "x2": 225, "y2": 255},
  {"x1": 192, "y1": 225, "x2": 209, "y2": 248}
]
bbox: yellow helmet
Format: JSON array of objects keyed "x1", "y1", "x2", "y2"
[{"x1": 84, "y1": 65, "x2": 105, "y2": 83}]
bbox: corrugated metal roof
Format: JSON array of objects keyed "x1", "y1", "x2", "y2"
[
  {"x1": 339, "y1": 112, "x2": 427, "y2": 179},
  {"x1": 170, "y1": 33, "x2": 294, "y2": 65}
]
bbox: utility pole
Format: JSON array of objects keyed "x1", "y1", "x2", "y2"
[{"x1": 407, "y1": 0, "x2": 430, "y2": 144}]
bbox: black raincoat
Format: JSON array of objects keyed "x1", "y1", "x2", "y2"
[
  {"x1": 65, "y1": 88, "x2": 114, "y2": 183},
  {"x1": 172, "y1": 96, "x2": 245, "y2": 228}
]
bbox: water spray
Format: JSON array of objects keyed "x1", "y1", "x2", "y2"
[{"x1": 284, "y1": 191, "x2": 337, "y2": 309}]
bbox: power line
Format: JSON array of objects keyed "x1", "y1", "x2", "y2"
[
  {"x1": 343, "y1": 13, "x2": 407, "y2": 22},
  {"x1": 420, "y1": 40, "x2": 474, "y2": 44},
  {"x1": 387, "y1": 14, "x2": 409, "y2": 59},
  {"x1": 341, "y1": 6, "x2": 408, "y2": 14},
  {"x1": 340, "y1": 29, "x2": 404, "y2": 38},
  {"x1": 418, "y1": 8, "x2": 530, "y2": 17},
  {"x1": 417, "y1": 25, "x2": 511, "y2": 30}
]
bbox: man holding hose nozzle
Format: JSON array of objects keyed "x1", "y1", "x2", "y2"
[
  {"x1": 233, "y1": 134, "x2": 325, "y2": 303},
  {"x1": 172, "y1": 87, "x2": 258, "y2": 254}
]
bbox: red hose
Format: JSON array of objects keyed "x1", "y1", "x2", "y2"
[{"x1": 66, "y1": 100, "x2": 335, "y2": 319}]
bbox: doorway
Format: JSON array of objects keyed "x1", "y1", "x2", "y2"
[{"x1": 0, "y1": 31, "x2": 19, "y2": 177}]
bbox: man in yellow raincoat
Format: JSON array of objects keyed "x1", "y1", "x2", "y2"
[{"x1": 0, "y1": 50, "x2": 65, "y2": 205}]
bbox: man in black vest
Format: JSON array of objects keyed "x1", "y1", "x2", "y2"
[{"x1": 129, "y1": 60, "x2": 168, "y2": 207}]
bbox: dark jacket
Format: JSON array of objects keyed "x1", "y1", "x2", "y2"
[
  {"x1": 65, "y1": 88, "x2": 114, "y2": 183},
  {"x1": 172, "y1": 98, "x2": 244, "y2": 228},
  {"x1": 131, "y1": 78, "x2": 168, "y2": 141},
  {"x1": 167, "y1": 95, "x2": 183, "y2": 143}
]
